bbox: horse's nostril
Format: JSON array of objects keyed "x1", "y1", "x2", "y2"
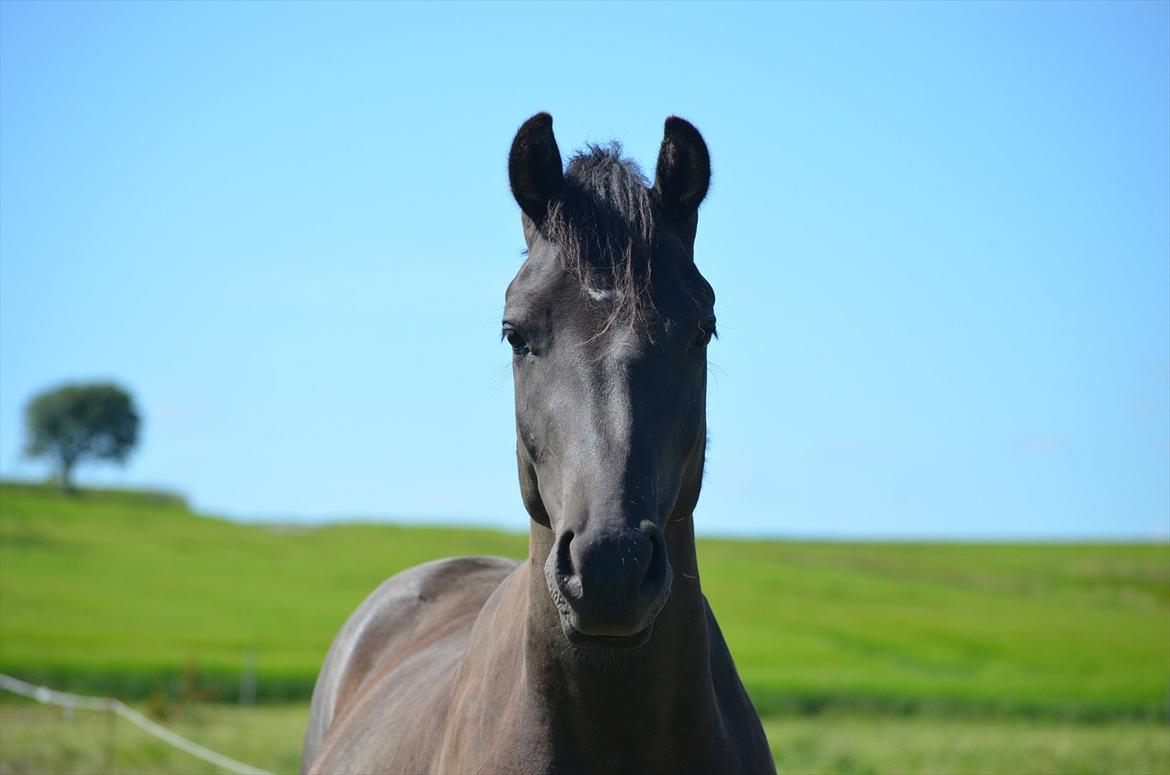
[
  {"x1": 554, "y1": 530, "x2": 582, "y2": 598},
  {"x1": 640, "y1": 524, "x2": 670, "y2": 604},
  {"x1": 555, "y1": 530, "x2": 574, "y2": 574},
  {"x1": 631, "y1": 531, "x2": 654, "y2": 589},
  {"x1": 557, "y1": 526, "x2": 666, "y2": 597}
]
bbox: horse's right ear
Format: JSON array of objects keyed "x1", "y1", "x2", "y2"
[{"x1": 509, "y1": 113, "x2": 564, "y2": 223}]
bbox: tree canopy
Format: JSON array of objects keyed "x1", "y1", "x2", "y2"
[{"x1": 24, "y1": 383, "x2": 141, "y2": 491}]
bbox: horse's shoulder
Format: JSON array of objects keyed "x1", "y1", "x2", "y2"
[
  {"x1": 333, "y1": 555, "x2": 518, "y2": 670},
  {"x1": 363, "y1": 554, "x2": 520, "y2": 613},
  {"x1": 302, "y1": 555, "x2": 520, "y2": 773},
  {"x1": 327, "y1": 554, "x2": 518, "y2": 685}
]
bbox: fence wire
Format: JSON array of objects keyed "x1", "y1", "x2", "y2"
[{"x1": 0, "y1": 673, "x2": 272, "y2": 775}]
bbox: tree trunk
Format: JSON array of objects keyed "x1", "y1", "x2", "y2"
[{"x1": 59, "y1": 456, "x2": 75, "y2": 494}]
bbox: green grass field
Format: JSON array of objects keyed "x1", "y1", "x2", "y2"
[
  {"x1": 2, "y1": 483, "x2": 1167, "y2": 718},
  {"x1": 1, "y1": 483, "x2": 1169, "y2": 774},
  {"x1": 2, "y1": 700, "x2": 1168, "y2": 775}
]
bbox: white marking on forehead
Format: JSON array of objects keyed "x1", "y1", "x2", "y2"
[{"x1": 585, "y1": 287, "x2": 623, "y2": 302}]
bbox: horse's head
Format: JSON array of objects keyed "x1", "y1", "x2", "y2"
[{"x1": 505, "y1": 113, "x2": 714, "y2": 649}]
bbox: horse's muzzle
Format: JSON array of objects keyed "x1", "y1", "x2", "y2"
[{"x1": 543, "y1": 521, "x2": 672, "y2": 648}]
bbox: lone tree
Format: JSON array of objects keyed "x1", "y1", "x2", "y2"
[{"x1": 24, "y1": 382, "x2": 141, "y2": 492}]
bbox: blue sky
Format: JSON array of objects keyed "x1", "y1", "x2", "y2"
[{"x1": 1, "y1": 1, "x2": 1166, "y2": 539}]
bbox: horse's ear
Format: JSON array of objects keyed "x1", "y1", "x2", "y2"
[
  {"x1": 509, "y1": 113, "x2": 564, "y2": 223},
  {"x1": 653, "y1": 116, "x2": 710, "y2": 220}
]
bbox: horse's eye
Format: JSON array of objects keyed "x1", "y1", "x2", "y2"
[
  {"x1": 693, "y1": 320, "x2": 717, "y2": 348},
  {"x1": 502, "y1": 325, "x2": 530, "y2": 355}
]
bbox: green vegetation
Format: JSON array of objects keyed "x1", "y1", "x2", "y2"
[
  {"x1": 761, "y1": 714, "x2": 1169, "y2": 775},
  {"x1": 22, "y1": 384, "x2": 141, "y2": 491},
  {"x1": 0, "y1": 699, "x2": 307, "y2": 775},
  {"x1": 1, "y1": 483, "x2": 1168, "y2": 723},
  {"x1": 702, "y1": 539, "x2": 1170, "y2": 720},
  {"x1": 2, "y1": 701, "x2": 1168, "y2": 775}
]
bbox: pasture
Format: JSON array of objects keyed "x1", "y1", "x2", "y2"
[
  {"x1": 1, "y1": 483, "x2": 1169, "y2": 773},
  {"x1": 2, "y1": 700, "x2": 1168, "y2": 775}
]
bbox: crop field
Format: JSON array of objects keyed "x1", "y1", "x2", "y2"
[{"x1": 1, "y1": 483, "x2": 1169, "y2": 773}]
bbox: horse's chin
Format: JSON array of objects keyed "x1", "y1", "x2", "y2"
[{"x1": 559, "y1": 615, "x2": 654, "y2": 650}]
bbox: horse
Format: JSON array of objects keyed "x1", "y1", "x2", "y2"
[{"x1": 300, "y1": 113, "x2": 775, "y2": 774}]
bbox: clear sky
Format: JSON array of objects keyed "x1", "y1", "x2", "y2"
[{"x1": 1, "y1": 1, "x2": 1166, "y2": 539}]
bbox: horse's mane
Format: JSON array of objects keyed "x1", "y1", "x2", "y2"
[{"x1": 543, "y1": 143, "x2": 656, "y2": 329}]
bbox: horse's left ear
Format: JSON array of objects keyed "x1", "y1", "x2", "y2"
[{"x1": 653, "y1": 116, "x2": 710, "y2": 221}]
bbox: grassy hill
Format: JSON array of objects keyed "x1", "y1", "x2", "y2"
[{"x1": 1, "y1": 483, "x2": 1167, "y2": 719}]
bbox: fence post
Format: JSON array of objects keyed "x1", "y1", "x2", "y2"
[{"x1": 239, "y1": 650, "x2": 257, "y2": 706}]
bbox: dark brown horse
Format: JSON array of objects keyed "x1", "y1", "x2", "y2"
[{"x1": 301, "y1": 114, "x2": 774, "y2": 774}]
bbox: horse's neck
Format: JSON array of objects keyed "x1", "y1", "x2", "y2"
[{"x1": 519, "y1": 518, "x2": 724, "y2": 764}]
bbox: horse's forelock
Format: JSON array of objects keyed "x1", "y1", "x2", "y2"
[{"x1": 543, "y1": 144, "x2": 657, "y2": 328}]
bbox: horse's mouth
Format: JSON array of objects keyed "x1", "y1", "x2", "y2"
[
  {"x1": 544, "y1": 567, "x2": 662, "y2": 650},
  {"x1": 558, "y1": 615, "x2": 654, "y2": 650}
]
